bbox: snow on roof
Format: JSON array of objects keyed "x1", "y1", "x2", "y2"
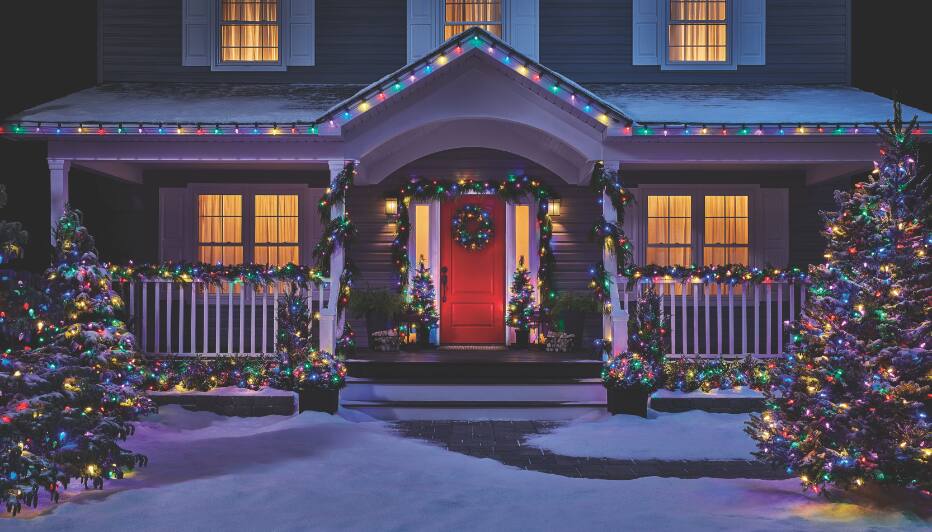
[
  {"x1": 587, "y1": 83, "x2": 932, "y2": 126},
  {"x1": 9, "y1": 82, "x2": 363, "y2": 125}
]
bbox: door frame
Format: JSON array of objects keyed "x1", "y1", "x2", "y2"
[{"x1": 409, "y1": 194, "x2": 540, "y2": 345}]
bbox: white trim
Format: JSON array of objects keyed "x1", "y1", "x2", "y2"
[
  {"x1": 635, "y1": 184, "x2": 764, "y2": 266},
  {"x1": 48, "y1": 159, "x2": 71, "y2": 245},
  {"x1": 505, "y1": 202, "x2": 516, "y2": 345}
]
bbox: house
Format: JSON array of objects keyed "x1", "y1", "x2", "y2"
[{"x1": 3, "y1": 0, "x2": 931, "y2": 367}]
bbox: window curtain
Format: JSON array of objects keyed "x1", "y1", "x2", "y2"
[
  {"x1": 444, "y1": 0, "x2": 502, "y2": 39},
  {"x1": 668, "y1": 0, "x2": 727, "y2": 62},
  {"x1": 221, "y1": 0, "x2": 280, "y2": 62}
]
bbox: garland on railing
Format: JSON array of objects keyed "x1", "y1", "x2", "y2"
[
  {"x1": 389, "y1": 176, "x2": 558, "y2": 313},
  {"x1": 587, "y1": 262, "x2": 612, "y2": 305},
  {"x1": 661, "y1": 355, "x2": 777, "y2": 393},
  {"x1": 619, "y1": 264, "x2": 810, "y2": 285},
  {"x1": 108, "y1": 262, "x2": 324, "y2": 287},
  {"x1": 312, "y1": 215, "x2": 357, "y2": 277}
]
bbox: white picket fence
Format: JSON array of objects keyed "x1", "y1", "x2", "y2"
[
  {"x1": 118, "y1": 279, "x2": 332, "y2": 356},
  {"x1": 618, "y1": 278, "x2": 807, "y2": 358}
]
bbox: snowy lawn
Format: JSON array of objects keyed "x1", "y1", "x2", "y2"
[
  {"x1": 2, "y1": 406, "x2": 925, "y2": 531},
  {"x1": 527, "y1": 410, "x2": 758, "y2": 461}
]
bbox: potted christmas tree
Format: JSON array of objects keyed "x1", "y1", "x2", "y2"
[
  {"x1": 602, "y1": 284, "x2": 667, "y2": 417},
  {"x1": 506, "y1": 256, "x2": 536, "y2": 348},
  {"x1": 406, "y1": 257, "x2": 439, "y2": 347},
  {"x1": 273, "y1": 284, "x2": 346, "y2": 413}
]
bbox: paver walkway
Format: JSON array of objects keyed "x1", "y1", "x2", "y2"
[{"x1": 393, "y1": 420, "x2": 789, "y2": 480}]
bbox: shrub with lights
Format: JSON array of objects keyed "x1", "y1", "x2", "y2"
[
  {"x1": 602, "y1": 284, "x2": 667, "y2": 417},
  {"x1": 747, "y1": 105, "x2": 930, "y2": 495},
  {"x1": 506, "y1": 256, "x2": 536, "y2": 348},
  {"x1": 1, "y1": 207, "x2": 154, "y2": 515}
]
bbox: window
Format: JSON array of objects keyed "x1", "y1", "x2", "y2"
[
  {"x1": 254, "y1": 195, "x2": 299, "y2": 266},
  {"x1": 703, "y1": 195, "x2": 748, "y2": 265},
  {"x1": 219, "y1": 0, "x2": 281, "y2": 63},
  {"x1": 444, "y1": 0, "x2": 503, "y2": 40},
  {"x1": 667, "y1": 0, "x2": 728, "y2": 63},
  {"x1": 644, "y1": 193, "x2": 749, "y2": 267},
  {"x1": 197, "y1": 192, "x2": 301, "y2": 266},
  {"x1": 646, "y1": 195, "x2": 692, "y2": 267},
  {"x1": 198, "y1": 194, "x2": 244, "y2": 264}
]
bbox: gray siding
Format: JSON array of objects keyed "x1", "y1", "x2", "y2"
[
  {"x1": 540, "y1": 0, "x2": 851, "y2": 84},
  {"x1": 101, "y1": 0, "x2": 406, "y2": 83}
]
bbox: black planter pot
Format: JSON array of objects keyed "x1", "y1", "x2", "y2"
[
  {"x1": 513, "y1": 329, "x2": 530, "y2": 349},
  {"x1": 298, "y1": 386, "x2": 340, "y2": 414},
  {"x1": 606, "y1": 387, "x2": 650, "y2": 417}
]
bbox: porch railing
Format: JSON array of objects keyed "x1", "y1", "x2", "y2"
[
  {"x1": 117, "y1": 278, "x2": 332, "y2": 357},
  {"x1": 617, "y1": 277, "x2": 807, "y2": 358}
]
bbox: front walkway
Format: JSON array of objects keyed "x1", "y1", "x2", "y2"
[{"x1": 393, "y1": 420, "x2": 788, "y2": 480}]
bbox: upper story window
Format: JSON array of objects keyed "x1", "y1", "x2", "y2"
[
  {"x1": 667, "y1": 0, "x2": 727, "y2": 63},
  {"x1": 444, "y1": 1, "x2": 503, "y2": 40},
  {"x1": 219, "y1": 0, "x2": 281, "y2": 63}
]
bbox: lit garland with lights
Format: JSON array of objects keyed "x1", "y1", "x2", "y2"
[
  {"x1": 591, "y1": 216, "x2": 633, "y2": 275},
  {"x1": 662, "y1": 355, "x2": 774, "y2": 393},
  {"x1": 108, "y1": 261, "x2": 324, "y2": 287},
  {"x1": 389, "y1": 175, "x2": 558, "y2": 314},
  {"x1": 312, "y1": 215, "x2": 357, "y2": 277},
  {"x1": 747, "y1": 104, "x2": 931, "y2": 495},
  {"x1": 451, "y1": 204, "x2": 494, "y2": 251},
  {"x1": 620, "y1": 264, "x2": 810, "y2": 285},
  {"x1": 602, "y1": 284, "x2": 666, "y2": 391},
  {"x1": 1, "y1": 207, "x2": 154, "y2": 516},
  {"x1": 588, "y1": 162, "x2": 633, "y2": 305}
]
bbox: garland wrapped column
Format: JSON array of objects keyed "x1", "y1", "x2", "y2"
[{"x1": 316, "y1": 161, "x2": 357, "y2": 354}]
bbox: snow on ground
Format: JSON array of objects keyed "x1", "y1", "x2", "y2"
[
  {"x1": 148, "y1": 386, "x2": 296, "y2": 397},
  {"x1": 652, "y1": 387, "x2": 764, "y2": 399},
  {"x1": 527, "y1": 410, "x2": 758, "y2": 461},
  {"x1": 2, "y1": 406, "x2": 924, "y2": 531}
]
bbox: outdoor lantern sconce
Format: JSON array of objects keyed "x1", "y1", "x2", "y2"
[
  {"x1": 547, "y1": 198, "x2": 561, "y2": 217},
  {"x1": 385, "y1": 197, "x2": 399, "y2": 218}
]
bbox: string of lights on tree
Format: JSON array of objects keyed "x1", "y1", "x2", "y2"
[
  {"x1": 506, "y1": 256, "x2": 536, "y2": 332},
  {"x1": 747, "y1": 104, "x2": 930, "y2": 495},
  {"x1": 407, "y1": 257, "x2": 439, "y2": 345},
  {"x1": 602, "y1": 285, "x2": 666, "y2": 391},
  {"x1": 6, "y1": 30, "x2": 917, "y2": 139},
  {"x1": 389, "y1": 175, "x2": 558, "y2": 314}
]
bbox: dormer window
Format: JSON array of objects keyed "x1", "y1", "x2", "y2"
[
  {"x1": 219, "y1": 0, "x2": 281, "y2": 64},
  {"x1": 444, "y1": 1, "x2": 503, "y2": 40},
  {"x1": 667, "y1": 0, "x2": 727, "y2": 63}
]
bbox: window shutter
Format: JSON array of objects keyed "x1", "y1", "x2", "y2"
[
  {"x1": 632, "y1": 0, "x2": 661, "y2": 66},
  {"x1": 508, "y1": 0, "x2": 539, "y2": 61},
  {"x1": 757, "y1": 188, "x2": 788, "y2": 266},
  {"x1": 736, "y1": 0, "x2": 766, "y2": 65},
  {"x1": 159, "y1": 188, "x2": 191, "y2": 261},
  {"x1": 623, "y1": 189, "x2": 643, "y2": 264},
  {"x1": 182, "y1": 0, "x2": 210, "y2": 66},
  {"x1": 407, "y1": 0, "x2": 439, "y2": 64},
  {"x1": 286, "y1": 0, "x2": 316, "y2": 66}
]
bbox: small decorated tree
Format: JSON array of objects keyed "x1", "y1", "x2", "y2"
[
  {"x1": 506, "y1": 256, "x2": 536, "y2": 348},
  {"x1": 2, "y1": 207, "x2": 154, "y2": 515},
  {"x1": 748, "y1": 105, "x2": 930, "y2": 495},
  {"x1": 407, "y1": 257, "x2": 438, "y2": 347},
  {"x1": 602, "y1": 284, "x2": 667, "y2": 416},
  {"x1": 271, "y1": 284, "x2": 346, "y2": 413}
]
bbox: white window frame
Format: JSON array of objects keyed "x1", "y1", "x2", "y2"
[
  {"x1": 188, "y1": 184, "x2": 315, "y2": 264},
  {"x1": 636, "y1": 185, "x2": 759, "y2": 266},
  {"x1": 211, "y1": 0, "x2": 287, "y2": 71},
  {"x1": 661, "y1": 0, "x2": 736, "y2": 71}
]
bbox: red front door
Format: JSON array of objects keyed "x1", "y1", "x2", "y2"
[{"x1": 440, "y1": 195, "x2": 505, "y2": 344}]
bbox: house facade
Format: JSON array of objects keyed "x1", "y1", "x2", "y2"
[{"x1": 4, "y1": 0, "x2": 931, "y2": 359}]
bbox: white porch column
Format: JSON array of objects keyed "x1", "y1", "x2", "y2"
[
  {"x1": 319, "y1": 159, "x2": 350, "y2": 354},
  {"x1": 601, "y1": 160, "x2": 628, "y2": 358},
  {"x1": 48, "y1": 159, "x2": 71, "y2": 244}
]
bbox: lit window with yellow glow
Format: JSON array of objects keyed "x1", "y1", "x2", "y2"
[
  {"x1": 667, "y1": 0, "x2": 727, "y2": 63},
  {"x1": 220, "y1": 0, "x2": 280, "y2": 63},
  {"x1": 415, "y1": 205, "x2": 431, "y2": 267},
  {"x1": 703, "y1": 195, "x2": 748, "y2": 265},
  {"x1": 198, "y1": 195, "x2": 244, "y2": 264},
  {"x1": 254, "y1": 194, "x2": 299, "y2": 266},
  {"x1": 646, "y1": 195, "x2": 692, "y2": 266},
  {"x1": 515, "y1": 204, "x2": 530, "y2": 266},
  {"x1": 444, "y1": 0, "x2": 502, "y2": 40}
]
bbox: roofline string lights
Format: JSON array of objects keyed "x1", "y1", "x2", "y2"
[{"x1": 1, "y1": 27, "x2": 928, "y2": 138}]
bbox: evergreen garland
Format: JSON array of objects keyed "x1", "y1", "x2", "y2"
[
  {"x1": 602, "y1": 284, "x2": 667, "y2": 392},
  {"x1": 506, "y1": 256, "x2": 536, "y2": 331}
]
